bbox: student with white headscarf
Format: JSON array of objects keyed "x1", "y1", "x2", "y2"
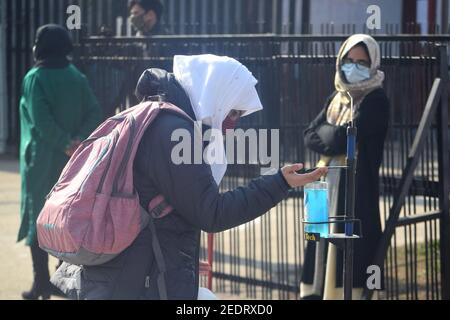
[
  {"x1": 300, "y1": 34, "x2": 390, "y2": 300},
  {"x1": 52, "y1": 54, "x2": 327, "y2": 300},
  {"x1": 173, "y1": 54, "x2": 265, "y2": 184}
]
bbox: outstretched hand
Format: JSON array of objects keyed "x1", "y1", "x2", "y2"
[{"x1": 281, "y1": 164, "x2": 327, "y2": 188}]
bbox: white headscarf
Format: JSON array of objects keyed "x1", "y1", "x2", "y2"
[{"x1": 173, "y1": 54, "x2": 263, "y2": 185}]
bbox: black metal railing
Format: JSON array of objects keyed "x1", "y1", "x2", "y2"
[
  {"x1": 4, "y1": 0, "x2": 450, "y2": 149},
  {"x1": 3, "y1": 0, "x2": 449, "y2": 300},
  {"x1": 67, "y1": 34, "x2": 450, "y2": 300}
]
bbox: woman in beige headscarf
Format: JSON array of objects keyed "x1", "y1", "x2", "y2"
[{"x1": 300, "y1": 34, "x2": 390, "y2": 300}]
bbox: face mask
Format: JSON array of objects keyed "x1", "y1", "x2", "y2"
[
  {"x1": 222, "y1": 116, "x2": 239, "y2": 134},
  {"x1": 130, "y1": 13, "x2": 146, "y2": 32},
  {"x1": 341, "y1": 63, "x2": 371, "y2": 84}
]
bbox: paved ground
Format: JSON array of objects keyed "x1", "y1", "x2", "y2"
[
  {"x1": 0, "y1": 157, "x2": 62, "y2": 300},
  {"x1": 0, "y1": 157, "x2": 244, "y2": 300},
  {"x1": 0, "y1": 157, "x2": 431, "y2": 300}
]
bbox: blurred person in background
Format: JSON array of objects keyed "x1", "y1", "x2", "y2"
[
  {"x1": 128, "y1": 0, "x2": 167, "y2": 36},
  {"x1": 18, "y1": 24, "x2": 102, "y2": 300},
  {"x1": 90, "y1": 1, "x2": 168, "y2": 120}
]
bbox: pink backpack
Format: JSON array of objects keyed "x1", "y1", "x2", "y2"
[{"x1": 37, "y1": 101, "x2": 191, "y2": 266}]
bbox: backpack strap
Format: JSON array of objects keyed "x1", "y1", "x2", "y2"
[
  {"x1": 141, "y1": 105, "x2": 196, "y2": 299},
  {"x1": 141, "y1": 204, "x2": 168, "y2": 300},
  {"x1": 158, "y1": 102, "x2": 196, "y2": 123},
  {"x1": 158, "y1": 103, "x2": 204, "y2": 142},
  {"x1": 148, "y1": 195, "x2": 173, "y2": 219},
  {"x1": 143, "y1": 194, "x2": 176, "y2": 300}
]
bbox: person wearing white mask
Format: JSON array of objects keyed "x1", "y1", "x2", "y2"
[
  {"x1": 300, "y1": 35, "x2": 390, "y2": 300},
  {"x1": 51, "y1": 54, "x2": 327, "y2": 300}
]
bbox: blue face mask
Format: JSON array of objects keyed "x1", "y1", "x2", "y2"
[{"x1": 341, "y1": 63, "x2": 371, "y2": 84}]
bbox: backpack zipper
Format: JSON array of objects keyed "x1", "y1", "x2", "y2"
[
  {"x1": 111, "y1": 115, "x2": 136, "y2": 195},
  {"x1": 80, "y1": 137, "x2": 112, "y2": 192},
  {"x1": 97, "y1": 129, "x2": 120, "y2": 193}
]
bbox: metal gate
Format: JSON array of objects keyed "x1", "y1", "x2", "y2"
[
  {"x1": 71, "y1": 34, "x2": 450, "y2": 300},
  {"x1": 3, "y1": 0, "x2": 450, "y2": 151}
]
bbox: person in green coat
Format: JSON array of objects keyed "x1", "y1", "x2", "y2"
[{"x1": 18, "y1": 24, "x2": 102, "y2": 300}]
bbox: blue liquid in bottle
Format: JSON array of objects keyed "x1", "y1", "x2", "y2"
[{"x1": 304, "y1": 188, "x2": 329, "y2": 237}]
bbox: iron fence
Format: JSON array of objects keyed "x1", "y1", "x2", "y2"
[
  {"x1": 2, "y1": 0, "x2": 450, "y2": 301},
  {"x1": 3, "y1": 0, "x2": 450, "y2": 150},
  {"x1": 69, "y1": 34, "x2": 450, "y2": 300}
]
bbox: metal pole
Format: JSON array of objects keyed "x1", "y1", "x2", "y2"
[
  {"x1": 437, "y1": 44, "x2": 450, "y2": 300},
  {"x1": 344, "y1": 93, "x2": 357, "y2": 300},
  {"x1": 301, "y1": 0, "x2": 310, "y2": 34},
  {"x1": 207, "y1": 233, "x2": 214, "y2": 290},
  {"x1": 441, "y1": 0, "x2": 448, "y2": 34},
  {"x1": 271, "y1": 0, "x2": 278, "y2": 34},
  {"x1": 0, "y1": 0, "x2": 8, "y2": 154}
]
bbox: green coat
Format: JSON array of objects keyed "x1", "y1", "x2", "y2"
[{"x1": 18, "y1": 64, "x2": 102, "y2": 245}]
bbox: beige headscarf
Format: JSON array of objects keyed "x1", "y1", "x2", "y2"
[
  {"x1": 327, "y1": 34, "x2": 385, "y2": 126},
  {"x1": 318, "y1": 34, "x2": 385, "y2": 167}
]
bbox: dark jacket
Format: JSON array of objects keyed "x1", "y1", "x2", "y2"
[
  {"x1": 301, "y1": 88, "x2": 389, "y2": 288},
  {"x1": 304, "y1": 88, "x2": 389, "y2": 158},
  {"x1": 52, "y1": 75, "x2": 291, "y2": 300}
]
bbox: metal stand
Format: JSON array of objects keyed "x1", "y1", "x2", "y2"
[
  {"x1": 303, "y1": 216, "x2": 362, "y2": 300},
  {"x1": 343, "y1": 103, "x2": 357, "y2": 300},
  {"x1": 303, "y1": 220, "x2": 361, "y2": 298},
  {"x1": 303, "y1": 92, "x2": 360, "y2": 300}
]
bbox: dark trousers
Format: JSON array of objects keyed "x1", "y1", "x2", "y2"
[{"x1": 29, "y1": 241, "x2": 50, "y2": 288}]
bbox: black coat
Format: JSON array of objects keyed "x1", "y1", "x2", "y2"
[
  {"x1": 52, "y1": 76, "x2": 291, "y2": 300},
  {"x1": 301, "y1": 88, "x2": 389, "y2": 289},
  {"x1": 133, "y1": 105, "x2": 291, "y2": 299}
]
